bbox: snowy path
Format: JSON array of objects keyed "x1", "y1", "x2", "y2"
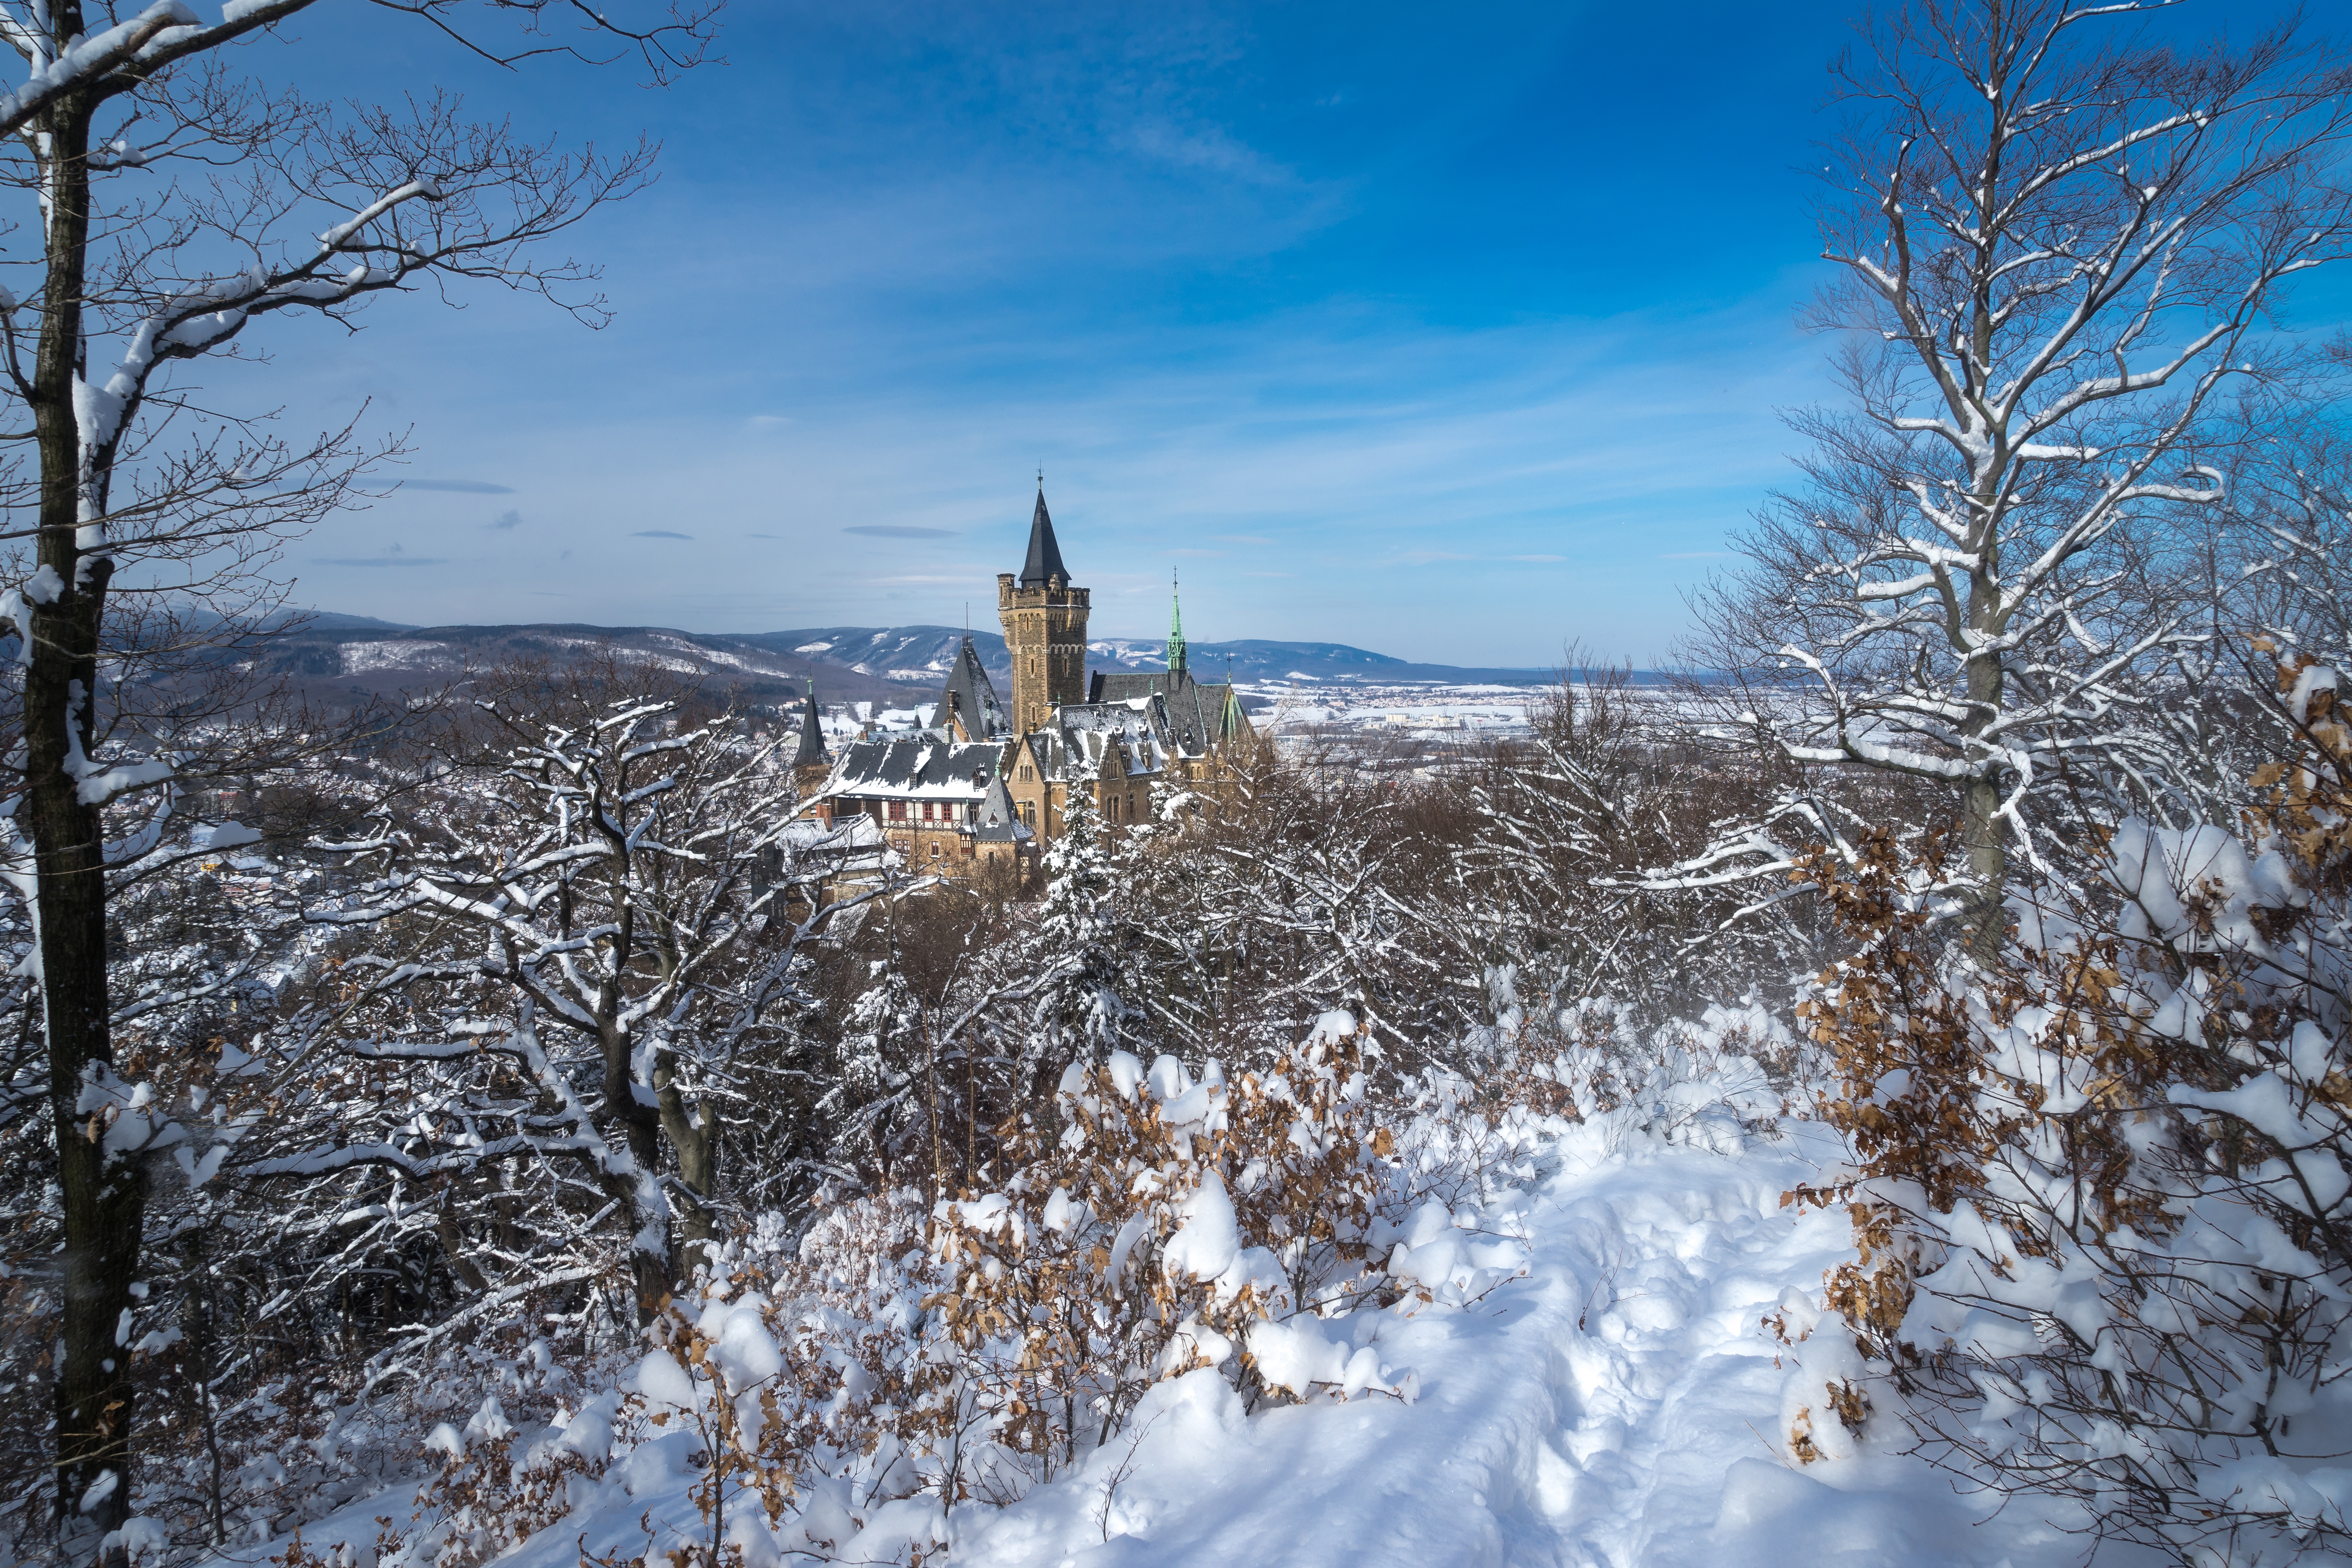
[
  {"x1": 953, "y1": 1122, "x2": 2104, "y2": 1568},
  {"x1": 255, "y1": 1121, "x2": 2136, "y2": 1568}
]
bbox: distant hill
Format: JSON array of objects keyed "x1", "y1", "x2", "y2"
[{"x1": 242, "y1": 618, "x2": 1573, "y2": 711}]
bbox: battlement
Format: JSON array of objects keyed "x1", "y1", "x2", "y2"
[{"x1": 997, "y1": 571, "x2": 1089, "y2": 611}]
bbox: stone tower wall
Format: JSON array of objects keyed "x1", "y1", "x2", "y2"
[{"x1": 998, "y1": 572, "x2": 1090, "y2": 734}]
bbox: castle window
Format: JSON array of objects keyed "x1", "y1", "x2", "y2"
[{"x1": 888, "y1": 800, "x2": 905, "y2": 821}]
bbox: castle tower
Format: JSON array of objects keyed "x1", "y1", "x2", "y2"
[
  {"x1": 791, "y1": 675, "x2": 832, "y2": 807},
  {"x1": 998, "y1": 482, "x2": 1089, "y2": 734}
]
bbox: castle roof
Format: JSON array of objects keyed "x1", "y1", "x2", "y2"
[
  {"x1": 1017, "y1": 695, "x2": 1173, "y2": 784},
  {"x1": 792, "y1": 679, "x2": 829, "y2": 768},
  {"x1": 1087, "y1": 669, "x2": 1247, "y2": 757},
  {"x1": 822, "y1": 736, "x2": 1004, "y2": 801},
  {"x1": 1019, "y1": 486, "x2": 1071, "y2": 587},
  {"x1": 930, "y1": 635, "x2": 1009, "y2": 739},
  {"x1": 971, "y1": 773, "x2": 1031, "y2": 844}
]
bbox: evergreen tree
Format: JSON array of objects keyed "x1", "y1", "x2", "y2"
[
  {"x1": 832, "y1": 943, "x2": 924, "y2": 1188},
  {"x1": 1019, "y1": 788, "x2": 1138, "y2": 1099}
]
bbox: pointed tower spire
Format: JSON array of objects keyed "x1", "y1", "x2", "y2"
[
  {"x1": 1167, "y1": 566, "x2": 1187, "y2": 678},
  {"x1": 1020, "y1": 479, "x2": 1070, "y2": 587},
  {"x1": 1000, "y1": 475, "x2": 1089, "y2": 736},
  {"x1": 793, "y1": 674, "x2": 828, "y2": 768}
]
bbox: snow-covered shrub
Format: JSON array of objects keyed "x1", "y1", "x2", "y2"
[
  {"x1": 1460, "y1": 975, "x2": 1799, "y2": 1157},
  {"x1": 407, "y1": 1195, "x2": 956, "y2": 1568},
  {"x1": 928, "y1": 1016, "x2": 1416, "y2": 1498},
  {"x1": 386, "y1": 1011, "x2": 1544, "y2": 1566},
  {"x1": 1789, "y1": 664, "x2": 2352, "y2": 1558},
  {"x1": 401, "y1": 1393, "x2": 612, "y2": 1568}
]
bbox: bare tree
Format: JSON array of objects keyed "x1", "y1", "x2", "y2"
[
  {"x1": 1687, "y1": 0, "x2": 2352, "y2": 955},
  {"x1": 0, "y1": 3, "x2": 716, "y2": 1558},
  {"x1": 295, "y1": 659, "x2": 872, "y2": 1327}
]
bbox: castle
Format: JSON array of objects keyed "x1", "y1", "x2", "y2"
[{"x1": 799, "y1": 483, "x2": 1254, "y2": 871}]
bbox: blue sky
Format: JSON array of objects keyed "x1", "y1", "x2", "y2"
[{"x1": 242, "y1": 0, "x2": 2310, "y2": 664}]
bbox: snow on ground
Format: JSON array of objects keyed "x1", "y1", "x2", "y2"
[
  {"x1": 938, "y1": 1118, "x2": 2120, "y2": 1568},
  {"x1": 244, "y1": 1113, "x2": 2154, "y2": 1568},
  {"x1": 1245, "y1": 679, "x2": 1741, "y2": 754},
  {"x1": 338, "y1": 639, "x2": 457, "y2": 675},
  {"x1": 1246, "y1": 680, "x2": 1542, "y2": 747}
]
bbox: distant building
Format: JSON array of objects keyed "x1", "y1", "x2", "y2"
[
  {"x1": 999, "y1": 488, "x2": 1090, "y2": 736},
  {"x1": 990, "y1": 486, "x2": 1256, "y2": 847},
  {"x1": 809, "y1": 481, "x2": 1257, "y2": 871}
]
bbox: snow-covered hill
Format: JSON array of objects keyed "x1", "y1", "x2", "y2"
[{"x1": 236, "y1": 619, "x2": 1568, "y2": 713}]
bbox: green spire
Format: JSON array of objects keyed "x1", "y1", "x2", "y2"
[{"x1": 1167, "y1": 567, "x2": 1187, "y2": 678}]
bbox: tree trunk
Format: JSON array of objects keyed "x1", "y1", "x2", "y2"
[
  {"x1": 600, "y1": 1017, "x2": 671, "y2": 1323},
  {"x1": 652, "y1": 1045, "x2": 718, "y2": 1285},
  {"x1": 1961, "y1": 573, "x2": 2008, "y2": 963},
  {"x1": 32, "y1": 53, "x2": 144, "y2": 1561}
]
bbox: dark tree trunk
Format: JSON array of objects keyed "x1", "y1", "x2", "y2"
[
  {"x1": 600, "y1": 1013, "x2": 672, "y2": 1324},
  {"x1": 31, "y1": 42, "x2": 144, "y2": 1561},
  {"x1": 653, "y1": 1046, "x2": 719, "y2": 1283}
]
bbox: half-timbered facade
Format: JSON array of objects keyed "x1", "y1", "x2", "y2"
[{"x1": 820, "y1": 735, "x2": 1030, "y2": 868}]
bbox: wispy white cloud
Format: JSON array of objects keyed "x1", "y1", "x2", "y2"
[
  {"x1": 268, "y1": 4, "x2": 1837, "y2": 666},
  {"x1": 318, "y1": 289, "x2": 1816, "y2": 661}
]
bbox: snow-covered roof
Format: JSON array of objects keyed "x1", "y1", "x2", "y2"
[
  {"x1": 781, "y1": 814, "x2": 886, "y2": 852},
  {"x1": 1020, "y1": 696, "x2": 1173, "y2": 783},
  {"x1": 823, "y1": 736, "x2": 1004, "y2": 801},
  {"x1": 971, "y1": 773, "x2": 1031, "y2": 843},
  {"x1": 1088, "y1": 668, "x2": 1247, "y2": 757}
]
